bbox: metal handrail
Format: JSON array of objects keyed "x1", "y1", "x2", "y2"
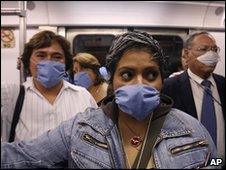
[
  {"x1": 1, "y1": 1, "x2": 27, "y2": 84},
  {"x1": 1, "y1": 8, "x2": 21, "y2": 15},
  {"x1": 19, "y1": 1, "x2": 27, "y2": 84}
]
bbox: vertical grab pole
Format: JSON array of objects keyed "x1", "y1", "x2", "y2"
[{"x1": 19, "y1": 1, "x2": 27, "y2": 84}]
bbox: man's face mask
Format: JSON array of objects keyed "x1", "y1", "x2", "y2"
[
  {"x1": 34, "y1": 60, "x2": 65, "y2": 88},
  {"x1": 115, "y1": 84, "x2": 160, "y2": 121},
  {"x1": 73, "y1": 71, "x2": 93, "y2": 89},
  {"x1": 196, "y1": 51, "x2": 220, "y2": 67}
]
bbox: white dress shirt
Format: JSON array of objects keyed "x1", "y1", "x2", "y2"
[
  {"x1": 169, "y1": 70, "x2": 184, "y2": 78},
  {"x1": 1, "y1": 78, "x2": 97, "y2": 141},
  {"x1": 187, "y1": 69, "x2": 225, "y2": 161}
]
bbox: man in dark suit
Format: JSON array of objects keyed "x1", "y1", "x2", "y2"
[{"x1": 162, "y1": 31, "x2": 225, "y2": 163}]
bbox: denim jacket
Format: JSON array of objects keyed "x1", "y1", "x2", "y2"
[{"x1": 1, "y1": 95, "x2": 218, "y2": 169}]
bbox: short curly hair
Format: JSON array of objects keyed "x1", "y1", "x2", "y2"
[
  {"x1": 21, "y1": 30, "x2": 72, "y2": 75},
  {"x1": 105, "y1": 30, "x2": 167, "y2": 83}
]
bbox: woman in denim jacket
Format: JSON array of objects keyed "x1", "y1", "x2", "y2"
[{"x1": 1, "y1": 31, "x2": 219, "y2": 169}]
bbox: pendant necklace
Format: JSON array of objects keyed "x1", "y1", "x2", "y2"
[{"x1": 123, "y1": 120, "x2": 143, "y2": 148}]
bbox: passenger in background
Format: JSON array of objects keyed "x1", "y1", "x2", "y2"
[
  {"x1": 181, "y1": 48, "x2": 188, "y2": 70},
  {"x1": 16, "y1": 55, "x2": 32, "y2": 78},
  {"x1": 1, "y1": 30, "x2": 97, "y2": 142},
  {"x1": 167, "y1": 57, "x2": 183, "y2": 78},
  {"x1": 16, "y1": 56, "x2": 22, "y2": 70},
  {"x1": 1, "y1": 31, "x2": 218, "y2": 169},
  {"x1": 168, "y1": 49, "x2": 188, "y2": 78},
  {"x1": 62, "y1": 67, "x2": 74, "y2": 84},
  {"x1": 162, "y1": 31, "x2": 225, "y2": 163},
  {"x1": 73, "y1": 53, "x2": 108, "y2": 105}
]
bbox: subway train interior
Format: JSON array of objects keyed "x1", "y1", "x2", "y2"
[
  {"x1": 1, "y1": 1, "x2": 225, "y2": 84},
  {"x1": 1, "y1": 1, "x2": 225, "y2": 169}
]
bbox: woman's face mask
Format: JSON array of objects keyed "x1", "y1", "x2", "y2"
[
  {"x1": 112, "y1": 50, "x2": 163, "y2": 120},
  {"x1": 34, "y1": 60, "x2": 65, "y2": 88},
  {"x1": 115, "y1": 84, "x2": 160, "y2": 121},
  {"x1": 73, "y1": 71, "x2": 93, "y2": 89}
]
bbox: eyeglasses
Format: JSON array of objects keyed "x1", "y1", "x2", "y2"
[{"x1": 190, "y1": 45, "x2": 220, "y2": 54}]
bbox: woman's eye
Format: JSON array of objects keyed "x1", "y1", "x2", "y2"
[
  {"x1": 146, "y1": 71, "x2": 158, "y2": 81},
  {"x1": 121, "y1": 72, "x2": 132, "y2": 81}
]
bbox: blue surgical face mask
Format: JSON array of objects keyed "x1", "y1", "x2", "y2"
[
  {"x1": 73, "y1": 71, "x2": 93, "y2": 89},
  {"x1": 36, "y1": 60, "x2": 65, "y2": 88},
  {"x1": 115, "y1": 84, "x2": 160, "y2": 121}
]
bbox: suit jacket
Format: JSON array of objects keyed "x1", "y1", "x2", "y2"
[{"x1": 161, "y1": 70, "x2": 225, "y2": 119}]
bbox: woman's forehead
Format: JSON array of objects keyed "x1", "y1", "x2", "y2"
[{"x1": 116, "y1": 50, "x2": 159, "y2": 68}]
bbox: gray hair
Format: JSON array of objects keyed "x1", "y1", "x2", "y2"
[{"x1": 184, "y1": 31, "x2": 213, "y2": 49}]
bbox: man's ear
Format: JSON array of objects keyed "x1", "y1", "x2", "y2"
[
  {"x1": 183, "y1": 48, "x2": 190, "y2": 60},
  {"x1": 183, "y1": 48, "x2": 188, "y2": 54}
]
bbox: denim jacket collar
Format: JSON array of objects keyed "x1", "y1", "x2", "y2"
[
  {"x1": 76, "y1": 107, "x2": 114, "y2": 136},
  {"x1": 77, "y1": 94, "x2": 192, "y2": 139}
]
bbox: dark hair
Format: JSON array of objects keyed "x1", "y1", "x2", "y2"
[
  {"x1": 166, "y1": 57, "x2": 183, "y2": 76},
  {"x1": 105, "y1": 30, "x2": 167, "y2": 83},
  {"x1": 73, "y1": 53, "x2": 105, "y2": 85},
  {"x1": 184, "y1": 31, "x2": 212, "y2": 49},
  {"x1": 21, "y1": 30, "x2": 72, "y2": 75}
]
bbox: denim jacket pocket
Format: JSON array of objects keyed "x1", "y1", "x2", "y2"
[
  {"x1": 82, "y1": 133, "x2": 108, "y2": 151},
  {"x1": 70, "y1": 133, "x2": 112, "y2": 169},
  {"x1": 169, "y1": 140, "x2": 209, "y2": 155},
  {"x1": 70, "y1": 149, "x2": 112, "y2": 169},
  {"x1": 167, "y1": 139, "x2": 210, "y2": 168}
]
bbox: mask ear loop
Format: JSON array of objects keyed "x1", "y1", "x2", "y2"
[{"x1": 187, "y1": 51, "x2": 210, "y2": 68}]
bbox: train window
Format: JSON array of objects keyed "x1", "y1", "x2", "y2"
[
  {"x1": 152, "y1": 35, "x2": 183, "y2": 59},
  {"x1": 152, "y1": 35, "x2": 183, "y2": 77},
  {"x1": 73, "y1": 34, "x2": 183, "y2": 77},
  {"x1": 73, "y1": 34, "x2": 115, "y2": 66}
]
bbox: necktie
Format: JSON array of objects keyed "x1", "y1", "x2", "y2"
[{"x1": 201, "y1": 80, "x2": 217, "y2": 145}]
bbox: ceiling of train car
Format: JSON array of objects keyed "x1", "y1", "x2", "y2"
[
  {"x1": 167, "y1": 1, "x2": 225, "y2": 4},
  {"x1": 1, "y1": 1, "x2": 225, "y2": 8},
  {"x1": 189, "y1": 1, "x2": 224, "y2": 3},
  {"x1": 2, "y1": 1, "x2": 224, "y2": 29}
]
